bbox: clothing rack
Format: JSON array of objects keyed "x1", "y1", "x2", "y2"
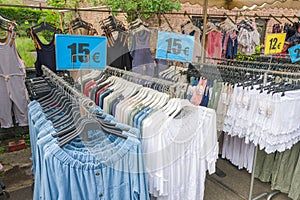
[
  {"x1": 207, "y1": 57, "x2": 300, "y2": 71},
  {"x1": 41, "y1": 65, "x2": 96, "y2": 116},
  {"x1": 195, "y1": 62, "x2": 300, "y2": 200},
  {"x1": 105, "y1": 66, "x2": 185, "y2": 98}
]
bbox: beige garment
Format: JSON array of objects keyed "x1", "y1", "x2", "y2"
[
  {"x1": 182, "y1": 23, "x2": 202, "y2": 63},
  {"x1": 216, "y1": 83, "x2": 234, "y2": 131}
]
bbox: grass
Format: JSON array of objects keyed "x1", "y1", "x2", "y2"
[
  {"x1": 15, "y1": 37, "x2": 36, "y2": 67},
  {"x1": 15, "y1": 34, "x2": 51, "y2": 67}
]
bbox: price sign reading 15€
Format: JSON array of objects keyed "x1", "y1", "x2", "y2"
[
  {"x1": 55, "y1": 34, "x2": 107, "y2": 70},
  {"x1": 156, "y1": 31, "x2": 194, "y2": 63},
  {"x1": 264, "y1": 33, "x2": 286, "y2": 55}
]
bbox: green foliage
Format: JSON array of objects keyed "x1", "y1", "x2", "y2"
[
  {"x1": 0, "y1": 147, "x2": 4, "y2": 154},
  {"x1": 0, "y1": 0, "x2": 22, "y2": 4},
  {"x1": 21, "y1": 133, "x2": 31, "y2": 147},
  {"x1": 37, "y1": 11, "x2": 62, "y2": 28},
  {"x1": 15, "y1": 37, "x2": 36, "y2": 67},
  {"x1": 99, "y1": 0, "x2": 181, "y2": 21},
  {"x1": 0, "y1": 7, "x2": 42, "y2": 24}
]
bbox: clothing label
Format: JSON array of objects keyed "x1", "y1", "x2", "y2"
[
  {"x1": 156, "y1": 31, "x2": 194, "y2": 62},
  {"x1": 288, "y1": 43, "x2": 300, "y2": 63},
  {"x1": 55, "y1": 34, "x2": 107, "y2": 70},
  {"x1": 264, "y1": 33, "x2": 286, "y2": 55}
]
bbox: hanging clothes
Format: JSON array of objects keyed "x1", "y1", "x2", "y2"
[
  {"x1": 206, "y1": 31, "x2": 223, "y2": 63},
  {"x1": 0, "y1": 31, "x2": 28, "y2": 128},
  {"x1": 225, "y1": 31, "x2": 238, "y2": 59},
  {"x1": 107, "y1": 32, "x2": 133, "y2": 71},
  {"x1": 30, "y1": 31, "x2": 56, "y2": 77},
  {"x1": 182, "y1": 22, "x2": 202, "y2": 63},
  {"x1": 254, "y1": 141, "x2": 300, "y2": 200},
  {"x1": 27, "y1": 72, "x2": 150, "y2": 200},
  {"x1": 237, "y1": 25, "x2": 260, "y2": 55},
  {"x1": 222, "y1": 134, "x2": 255, "y2": 173},
  {"x1": 130, "y1": 29, "x2": 155, "y2": 76},
  {"x1": 142, "y1": 100, "x2": 218, "y2": 200},
  {"x1": 28, "y1": 100, "x2": 149, "y2": 200},
  {"x1": 223, "y1": 85, "x2": 300, "y2": 154}
]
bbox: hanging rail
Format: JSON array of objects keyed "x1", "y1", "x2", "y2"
[
  {"x1": 41, "y1": 65, "x2": 95, "y2": 109},
  {"x1": 106, "y1": 66, "x2": 178, "y2": 88},
  {"x1": 0, "y1": 4, "x2": 299, "y2": 20},
  {"x1": 206, "y1": 57, "x2": 300, "y2": 70}
]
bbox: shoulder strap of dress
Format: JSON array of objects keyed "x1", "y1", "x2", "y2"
[{"x1": 29, "y1": 28, "x2": 42, "y2": 50}]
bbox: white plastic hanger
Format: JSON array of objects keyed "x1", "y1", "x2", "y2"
[{"x1": 170, "y1": 99, "x2": 198, "y2": 118}]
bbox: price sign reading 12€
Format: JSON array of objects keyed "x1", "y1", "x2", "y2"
[
  {"x1": 55, "y1": 34, "x2": 107, "y2": 70},
  {"x1": 156, "y1": 31, "x2": 194, "y2": 63},
  {"x1": 264, "y1": 33, "x2": 286, "y2": 55},
  {"x1": 288, "y1": 44, "x2": 300, "y2": 63}
]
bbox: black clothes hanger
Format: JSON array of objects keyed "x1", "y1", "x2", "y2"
[
  {"x1": 66, "y1": 17, "x2": 98, "y2": 35},
  {"x1": 30, "y1": 22, "x2": 57, "y2": 34}
]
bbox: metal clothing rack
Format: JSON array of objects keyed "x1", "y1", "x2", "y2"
[
  {"x1": 41, "y1": 65, "x2": 96, "y2": 116},
  {"x1": 105, "y1": 66, "x2": 188, "y2": 98},
  {"x1": 196, "y1": 62, "x2": 300, "y2": 200},
  {"x1": 207, "y1": 57, "x2": 300, "y2": 71}
]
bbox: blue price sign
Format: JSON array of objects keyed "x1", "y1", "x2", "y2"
[
  {"x1": 288, "y1": 44, "x2": 300, "y2": 63},
  {"x1": 156, "y1": 31, "x2": 194, "y2": 62},
  {"x1": 55, "y1": 34, "x2": 107, "y2": 70}
]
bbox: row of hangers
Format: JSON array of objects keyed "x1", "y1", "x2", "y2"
[
  {"x1": 27, "y1": 16, "x2": 97, "y2": 38},
  {"x1": 105, "y1": 66, "x2": 177, "y2": 96},
  {"x1": 100, "y1": 15, "x2": 127, "y2": 47},
  {"x1": 0, "y1": 14, "x2": 17, "y2": 33},
  {"x1": 65, "y1": 15, "x2": 98, "y2": 35},
  {"x1": 0, "y1": 14, "x2": 18, "y2": 47},
  {"x1": 187, "y1": 63, "x2": 300, "y2": 96},
  {"x1": 85, "y1": 68, "x2": 196, "y2": 122},
  {"x1": 26, "y1": 66, "x2": 129, "y2": 147},
  {"x1": 212, "y1": 57, "x2": 300, "y2": 73}
]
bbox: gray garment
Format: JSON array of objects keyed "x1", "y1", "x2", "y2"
[{"x1": 0, "y1": 33, "x2": 28, "y2": 128}]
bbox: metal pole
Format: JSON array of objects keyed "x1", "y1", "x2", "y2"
[
  {"x1": 200, "y1": 0, "x2": 208, "y2": 64},
  {"x1": 248, "y1": 70, "x2": 269, "y2": 200}
]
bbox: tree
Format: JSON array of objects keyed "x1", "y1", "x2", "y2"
[
  {"x1": 100, "y1": 0, "x2": 181, "y2": 22},
  {"x1": 46, "y1": 0, "x2": 181, "y2": 22}
]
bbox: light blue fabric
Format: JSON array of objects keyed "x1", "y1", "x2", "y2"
[
  {"x1": 33, "y1": 125, "x2": 148, "y2": 200},
  {"x1": 133, "y1": 107, "x2": 151, "y2": 128},
  {"x1": 29, "y1": 102, "x2": 148, "y2": 200},
  {"x1": 137, "y1": 108, "x2": 153, "y2": 130},
  {"x1": 28, "y1": 102, "x2": 64, "y2": 174},
  {"x1": 98, "y1": 89, "x2": 112, "y2": 109}
]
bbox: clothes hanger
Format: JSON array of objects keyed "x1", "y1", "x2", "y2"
[
  {"x1": 40, "y1": 88, "x2": 66, "y2": 109},
  {"x1": 30, "y1": 21, "x2": 57, "y2": 34},
  {"x1": 52, "y1": 106, "x2": 80, "y2": 128},
  {"x1": 46, "y1": 99, "x2": 73, "y2": 120},
  {"x1": 171, "y1": 99, "x2": 199, "y2": 119},
  {"x1": 58, "y1": 118, "x2": 128, "y2": 147}
]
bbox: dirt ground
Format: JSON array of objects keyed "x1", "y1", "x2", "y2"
[{"x1": 0, "y1": 148, "x2": 33, "y2": 192}]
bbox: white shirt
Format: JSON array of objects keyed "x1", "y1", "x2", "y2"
[{"x1": 142, "y1": 103, "x2": 218, "y2": 200}]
